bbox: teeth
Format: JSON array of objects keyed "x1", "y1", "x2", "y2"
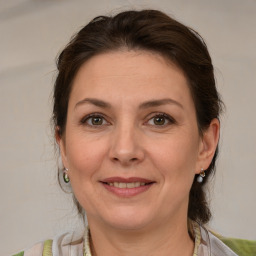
[
  {"x1": 119, "y1": 182, "x2": 126, "y2": 188},
  {"x1": 108, "y1": 182, "x2": 147, "y2": 188},
  {"x1": 127, "y1": 183, "x2": 134, "y2": 188}
]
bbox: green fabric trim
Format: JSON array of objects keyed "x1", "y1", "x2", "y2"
[
  {"x1": 12, "y1": 252, "x2": 24, "y2": 256},
  {"x1": 12, "y1": 235, "x2": 255, "y2": 256},
  {"x1": 220, "y1": 237, "x2": 256, "y2": 256},
  {"x1": 43, "y1": 239, "x2": 53, "y2": 256},
  {"x1": 211, "y1": 232, "x2": 256, "y2": 256}
]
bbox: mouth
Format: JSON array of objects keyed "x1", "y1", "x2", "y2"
[
  {"x1": 103, "y1": 181, "x2": 150, "y2": 188},
  {"x1": 100, "y1": 177, "x2": 155, "y2": 197}
]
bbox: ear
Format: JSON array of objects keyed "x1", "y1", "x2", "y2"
[
  {"x1": 195, "y1": 118, "x2": 220, "y2": 174},
  {"x1": 55, "y1": 126, "x2": 69, "y2": 169}
]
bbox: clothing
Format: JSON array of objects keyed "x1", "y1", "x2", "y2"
[{"x1": 14, "y1": 225, "x2": 250, "y2": 256}]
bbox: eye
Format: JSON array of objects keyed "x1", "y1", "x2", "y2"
[
  {"x1": 81, "y1": 114, "x2": 108, "y2": 126},
  {"x1": 147, "y1": 113, "x2": 175, "y2": 126}
]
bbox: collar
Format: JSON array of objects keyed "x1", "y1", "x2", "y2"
[{"x1": 83, "y1": 224, "x2": 202, "y2": 256}]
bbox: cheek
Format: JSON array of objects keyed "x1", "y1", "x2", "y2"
[
  {"x1": 148, "y1": 133, "x2": 199, "y2": 181},
  {"x1": 65, "y1": 135, "x2": 109, "y2": 210},
  {"x1": 65, "y1": 134, "x2": 109, "y2": 180}
]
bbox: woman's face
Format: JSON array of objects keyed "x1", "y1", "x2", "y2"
[{"x1": 59, "y1": 50, "x2": 215, "y2": 231}]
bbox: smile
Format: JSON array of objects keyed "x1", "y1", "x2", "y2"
[
  {"x1": 100, "y1": 177, "x2": 155, "y2": 197},
  {"x1": 105, "y1": 182, "x2": 146, "y2": 188}
]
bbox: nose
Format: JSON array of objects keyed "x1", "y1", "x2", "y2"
[{"x1": 109, "y1": 123, "x2": 145, "y2": 166}]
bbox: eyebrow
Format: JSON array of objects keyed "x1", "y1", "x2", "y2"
[
  {"x1": 139, "y1": 98, "x2": 183, "y2": 109},
  {"x1": 75, "y1": 98, "x2": 111, "y2": 109},
  {"x1": 74, "y1": 98, "x2": 183, "y2": 109}
]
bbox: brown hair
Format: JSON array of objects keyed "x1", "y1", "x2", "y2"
[{"x1": 53, "y1": 9, "x2": 222, "y2": 224}]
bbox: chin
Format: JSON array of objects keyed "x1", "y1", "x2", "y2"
[
  {"x1": 102, "y1": 208, "x2": 155, "y2": 231},
  {"x1": 108, "y1": 219, "x2": 150, "y2": 231}
]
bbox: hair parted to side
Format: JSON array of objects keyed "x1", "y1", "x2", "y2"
[{"x1": 53, "y1": 9, "x2": 223, "y2": 224}]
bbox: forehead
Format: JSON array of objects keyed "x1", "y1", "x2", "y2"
[
  {"x1": 75, "y1": 50, "x2": 185, "y2": 81},
  {"x1": 69, "y1": 50, "x2": 193, "y2": 108}
]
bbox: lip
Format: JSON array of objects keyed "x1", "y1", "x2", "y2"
[
  {"x1": 101, "y1": 176, "x2": 154, "y2": 183},
  {"x1": 100, "y1": 177, "x2": 155, "y2": 198}
]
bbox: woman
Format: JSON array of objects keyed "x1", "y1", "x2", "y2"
[{"x1": 15, "y1": 9, "x2": 241, "y2": 256}]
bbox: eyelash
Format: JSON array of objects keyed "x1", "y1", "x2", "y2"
[
  {"x1": 146, "y1": 113, "x2": 176, "y2": 127},
  {"x1": 80, "y1": 112, "x2": 176, "y2": 127},
  {"x1": 80, "y1": 113, "x2": 109, "y2": 127}
]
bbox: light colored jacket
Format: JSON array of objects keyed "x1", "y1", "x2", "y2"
[{"x1": 14, "y1": 226, "x2": 240, "y2": 256}]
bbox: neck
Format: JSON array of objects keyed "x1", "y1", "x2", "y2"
[{"x1": 87, "y1": 217, "x2": 194, "y2": 256}]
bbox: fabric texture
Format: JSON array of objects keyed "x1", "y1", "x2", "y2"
[
  {"x1": 43, "y1": 240, "x2": 53, "y2": 256},
  {"x1": 216, "y1": 234, "x2": 256, "y2": 256},
  {"x1": 12, "y1": 252, "x2": 24, "y2": 256},
  {"x1": 13, "y1": 225, "x2": 256, "y2": 256}
]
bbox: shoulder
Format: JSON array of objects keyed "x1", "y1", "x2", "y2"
[
  {"x1": 12, "y1": 241, "x2": 45, "y2": 256},
  {"x1": 12, "y1": 231, "x2": 84, "y2": 256},
  {"x1": 199, "y1": 225, "x2": 256, "y2": 256},
  {"x1": 212, "y1": 232, "x2": 256, "y2": 256}
]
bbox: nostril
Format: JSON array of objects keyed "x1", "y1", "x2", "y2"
[{"x1": 111, "y1": 157, "x2": 138, "y2": 164}]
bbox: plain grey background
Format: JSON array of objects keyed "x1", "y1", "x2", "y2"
[{"x1": 1, "y1": 0, "x2": 256, "y2": 255}]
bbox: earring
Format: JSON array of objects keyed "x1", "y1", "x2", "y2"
[
  {"x1": 58, "y1": 155, "x2": 64, "y2": 170},
  {"x1": 63, "y1": 168, "x2": 70, "y2": 183},
  {"x1": 197, "y1": 168, "x2": 205, "y2": 183}
]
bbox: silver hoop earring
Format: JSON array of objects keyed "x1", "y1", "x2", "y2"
[
  {"x1": 197, "y1": 169, "x2": 205, "y2": 183},
  {"x1": 63, "y1": 168, "x2": 70, "y2": 183}
]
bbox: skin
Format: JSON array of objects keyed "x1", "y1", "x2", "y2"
[{"x1": 58, "y1": 50, "x2": 219, "y2": 256}]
